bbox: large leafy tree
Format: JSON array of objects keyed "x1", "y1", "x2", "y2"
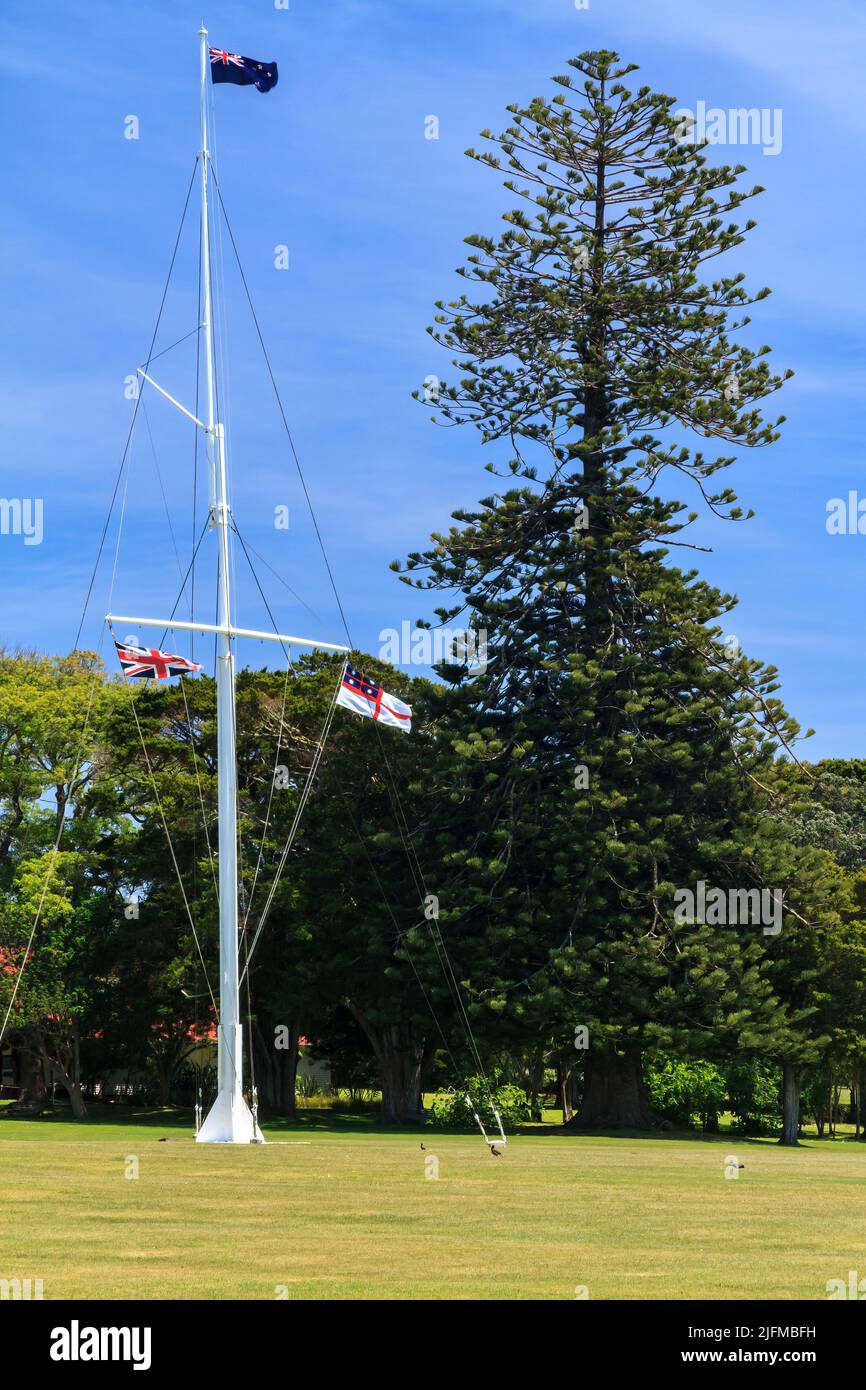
[
  {"x1": 0, "y1": 650, "x2": 120, "y2": 1113},
  {"x1": 766, "y1": 761, "x2": 866, "y2": 1141},
  {"x1": 88, "y1": 654, "x2": 463, "y2": 1123},
  {"x1": 266, "y1": 654, "x2": 463, "y2": 1124},
  {"x1": 87, "y1": 664, "x2": 317, "y2": 1114},
  {"x1": 397, "y1": 50, "x2": 803, "y2": 1126}
]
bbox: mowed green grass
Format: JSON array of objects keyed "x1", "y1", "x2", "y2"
[{"x1": 2, "y1": 1108, "x2": 866, "y2": 1299}]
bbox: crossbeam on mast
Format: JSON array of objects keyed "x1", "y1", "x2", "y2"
[
  {"x1": 106, "y1": 613, "x2": 350, "y2": 654},
  {"x1": 136, "y1": 368, "x2": 207, "y2": 430}
]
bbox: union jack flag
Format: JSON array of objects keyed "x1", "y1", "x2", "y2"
[
  {"x1": 114, "y1": 640, "x2": 203, "y2": 681},
  {"x1": 336, "y1": 666, "x2": 412, "y2": 733},
  {"x1": 209, "y1": 48, "x2": 245, "y2": 71}
]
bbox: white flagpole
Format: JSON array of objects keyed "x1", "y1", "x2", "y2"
[{"x1": 195, "y1": 24, "x2": 261, "y2": 1144}]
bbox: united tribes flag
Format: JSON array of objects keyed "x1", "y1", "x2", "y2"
[{"x1": 336, "y1": 666, "x2": 412, "y2": 733}]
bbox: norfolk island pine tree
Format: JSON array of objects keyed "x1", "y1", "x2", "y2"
[{"x1": 392, "y1": 50, "x2": 841, "y2": 1129}]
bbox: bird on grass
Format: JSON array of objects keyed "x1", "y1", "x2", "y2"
[{"x1": 490, "y1": 1145, "x2": 502, "y2": 1157}]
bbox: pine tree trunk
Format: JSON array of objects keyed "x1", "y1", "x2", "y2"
[
  {"x1": 557, "y1": 1058, "x2": 574, "y2": 1125},
  {"x1": 828, "y1": 1067, "x2": 839, "y2": 1134},
  {"x1": 9, "y1": 1030, "x2": 49, "y2": 1113},
  {"x1": 416, "y1": 1037, "x2": 437, "y2": 1117},
  {"x1": 54, "y1": 1060, "x2": 87, "y2": 1119},
  {"x1": 779, "y1": 1060, "x2": 801, "y2": 1146},
  {"x1": 66, "y1": 1079, "x2": 87, "y2": 1119},
  {"x1": 37, "y1": 1027, "x2": 87, "y2": 1119},
  {"x1": 51, "y1": 1058, "x2": 88, "y2": 1118},
  {"x1": 251, "y1": 1018, "x2": 299, "y2": 1116},
  {"x1": 348, "y1": 1007, "x2": 425, "y2": 1124},
  {"x1": 276, "y1": 1025, "x2": 300, "y2": 1117},
  {"x1": 376, "y1": 1043, "x2": 425, "y2": 1125},
  {"x1": 251, "y1": 1019, "x2": 276, "y2": 1113},
  {"x1": 570, "y1": 1065, "x2": 581, "y2": 1120},
  {"x1": 523, "y1": 1051, "x2": 545, "y2": 1120},
  {"x1": 568, "y1": 1047, "x2": 660, "y2": 1130}
]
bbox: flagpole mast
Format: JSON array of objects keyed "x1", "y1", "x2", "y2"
[{"x1": 196, "y1": 23, "x2": 261, "y2": 1144}]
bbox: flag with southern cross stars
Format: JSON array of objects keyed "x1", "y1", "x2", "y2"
[
  {"x1": 209, "y1": 48, "x2": 278, "y2": 92},
  {"x1": 115, "y1": 640, "x2": 203, "y2": 681},
  {"x1": 336, "y1": 666, "x2": 412, "y2": 733}
]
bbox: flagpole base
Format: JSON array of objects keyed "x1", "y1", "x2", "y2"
[{"x1": 196, "y1": 1089, "x2": 265, "y2": 1144}]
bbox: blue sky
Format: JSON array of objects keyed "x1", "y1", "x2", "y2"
[{"x1": 0, "y1": 0, "x2": 864, "y2": 758}]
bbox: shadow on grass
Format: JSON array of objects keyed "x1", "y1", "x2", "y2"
[
  {"x1": 518, "y1": 1121, "x2": 866, "y2": 1148},
  {"x1": 4, "y1": 1100, "x2": 864, "y2": 1147},
  {"x1": 0, "y1": 1101, "x2": 423, "y2": 1138},
  {"x1": 519, "y1": 1125, "x2": 775, "y2": 1147},
  {"x1": 0, "y1": 1102, "x2": 195, "y2": 1130}
]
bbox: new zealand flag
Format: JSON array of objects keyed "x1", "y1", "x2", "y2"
[{"x1": 209, "y1": 48, "x2": 278, "y2": 93}]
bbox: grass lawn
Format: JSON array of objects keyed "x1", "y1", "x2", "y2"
[{"x1": 2, "y1": 1105, "x2": 866, "y2": 1300}]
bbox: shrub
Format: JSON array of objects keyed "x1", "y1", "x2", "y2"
[
  {"x1": 724, "y1": 1059, "x2": 783, "y2": 1135},
  {"x1": 429, "y1": 1073, "x2": 532, "y2": 1132},
  {"x1": 644, "y1": 1059, "x2": 727, "y2": 1130},
  {"x1": 801, "y1": 1069, "x2": 832, "y2": 1135}
]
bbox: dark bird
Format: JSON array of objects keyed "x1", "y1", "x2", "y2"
[
  {"x1": 420, "y1": 1142, "x2": 426, "y2": 1151},
  {"x1": 490, "y1": 1146, "x2": 501, "y2": 1157}
]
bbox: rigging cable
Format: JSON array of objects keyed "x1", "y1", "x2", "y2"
[
  {"x1": 239, "y1": 662, "x2": 345, "y2": 984},
  {"x1": 211, "y1": 173, "x2": 503, "y2": 1143},
  {"x1": 210, "y1": 167, "x2": 353, "y2": 644},
  {"x1": 139, "y1": 391, "x2": 219, "y2": 899},
  {"x1": 109, "y1": 640, "x2": 235, "y2": 1089},
  {"x1": 1, "y1": 163, "x2": 201, "y2": 1055},
  {"x1": 75, "y1": 160, "x2": 200, "y2": 650},
  {"x1": 230, "y1": 518, "x2": 338, "y2": 937}
]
